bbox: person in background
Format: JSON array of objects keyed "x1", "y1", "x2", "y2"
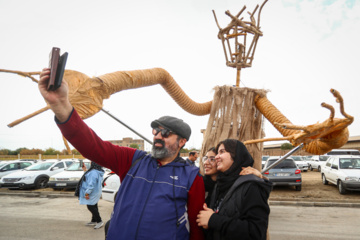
[
  {"x1": 38, "y1": 68, "x2": 205, "y2": 240},
  {"x1": 186, "y1": 151, "x2": 199, "y2": 166},
  {"x1": 77, "y1": 162, "x2": 105, "y2": 229},
  {"x1": 197, "y1": 139, "x2": 272, "y2": 240},
  {"x1": 202, "y1": 147, "x2": 218, "y2": 206}
]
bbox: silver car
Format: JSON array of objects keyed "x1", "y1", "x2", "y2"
[{"x1": 263, "y1": 157, "x2": 302, "y2": 191}]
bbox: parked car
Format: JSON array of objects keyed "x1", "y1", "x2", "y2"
[
  {"x1": 303, "y1": 156, "x2": 313, "y2": 165},
  {"x1": 0, "y1": 159, "x2": 74, "y2": 189},
  {"x1": 0, "y1": 161, "x2": 34, "y2": 180},
  {"x1": 325, "y1": 149, "x2": 360, "y2": 156},
  {"x1": 102, "y1": 173, "x2": 120, "y2": 203},
  {"x1": 263, "y1": 157, "x2": 302, "y2": 191},
  {"x1": 48, "y1": 159, "x2": 91, "y2": 190},
  {"x1": 321, "y1": 155, "x2": 360, "y2": 194},
  {"x1": 262, "y1": 156, "x2": 270, "y2": 169},
  {"x1": 309, "y1": 155, "x2": 330, "y2": 172},
  {"x1": 18, "y1": 159, "x2": 38, "y2": 163},
  {"x1": 290, "y1": 156, "x2": 308, "y2": 172}
]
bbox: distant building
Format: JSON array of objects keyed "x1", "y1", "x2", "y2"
[
  {"x1": 263, "y1": 135, "x2": 360, "y2": 156},
  {"x1": 108, "y1": 137, "x2": 145, "y2": 151}
]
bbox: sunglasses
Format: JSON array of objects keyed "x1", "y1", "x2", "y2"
[
  {"x1": 202, "y1": 156, "x2": 216, "y2": 163},
  {"x1": 152, "y1": 127, "x2": 174, "y2": 138}
]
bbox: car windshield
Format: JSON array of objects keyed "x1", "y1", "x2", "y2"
[
  {"x1": 0, "y1": 162, "x2": 8, "y2": 168},
  {"x1": 66, "y1": 162, "x2": 91, "y2": 171},
  {"x1": 262, "y1": 156, "x2": 269, "y2": 161},
  {"x1": 319, "y1": 156, "x2": 330, "y2": 161},
  {"x1": 26, "y1": 162, "x2": 54, "y2": 171},
  {"x1": 267, "y1": 159, "x2": 297, "y2": 169},
  {"x1": 339, "y1": 158, "x2": 360, "y2": 169},
  {"x1": 291, "y1": 156, "x2": 303, "y2": 161}
]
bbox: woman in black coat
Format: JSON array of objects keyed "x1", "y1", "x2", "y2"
[{"x1": 197, "y1": 139, "x2": 272, "y2": 240}]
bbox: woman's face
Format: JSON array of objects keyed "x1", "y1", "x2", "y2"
[
  {"x1": 216, "y1": 144, "x2": 234, "y2": 172},
  {"x1": 203, "y1": 150, "x2": 217, "y2": 176}
]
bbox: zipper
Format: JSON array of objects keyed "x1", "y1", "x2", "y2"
[{"x1": 134, "y1": 163, "x2": 160, "y2": 239}]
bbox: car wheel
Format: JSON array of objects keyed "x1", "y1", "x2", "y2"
[
  {"x1": 318, "y1": 166, "x2": 321, "y2": 172},
  {"x1": 322, "y1": 174, "x2": 328, "y2": 185},
  {"x1": 35, "y1": 177, "x2": 49, "y2": 189},
  {"x1": 295, "y1": 185, "x2": 302, "y2": 191},
  {"x1": 303, "y1": 170, "x2": 307, "y2": 172},
  {"x1": 338, "y1": 180, "x2": 347, "y2": 195},
  {"x1": 309, "y1": 165, "x2": 313, "y2": 171}
]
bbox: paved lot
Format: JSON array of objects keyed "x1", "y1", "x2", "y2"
[
  {"x1": 269, "y1": 205, "x2": 360, "y2": 240},
  {"x1": 1, "y1": 195, "x2": 360, "y2": 240},
  {"x1": 0, "y1": 196, "x2": 113, "y2": 240}
]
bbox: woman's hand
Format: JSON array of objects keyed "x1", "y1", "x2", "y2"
[
  {"x1": 240, "y1": 166, "x2": 263, "y2": 179},
  {"x1": 85, "y1": 193, "x2": 90, "y2": 200},
  {"x1": 196, "y1": 203, "x2": 214, "y2": 229}
]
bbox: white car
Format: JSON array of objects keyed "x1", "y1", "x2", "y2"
[
  {"x1": 0, "y1": 159, "x2": 74, "y2": 189},
  {"x1": 321, "y1": 155, "x2": 360, "y2": 194},
  {"x1": 325, "y1": 149, "x2": 360, "y2": 156},
  {"x1": 0, "y1": 161, "x2": 34, "y2": 180},
  {"x1": 290, "y1": 156, "x2": 308, "y2": 172},
  {"x1": 102, "y1": 173, "x2": 120, "y2": 202},
  {"x1": 309, "y1": 155, "x2": 330, "y2": 172},
  {"x1": 48, "y1": 159, "x2": 91, "y2": 190}
]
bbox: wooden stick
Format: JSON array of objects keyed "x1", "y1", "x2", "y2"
[
  {"x1": 236, "y1": 69, "x2": 240, "y2": 87},
  {"x1": 212, "y1": 10, "x2": 222, "y2": 30},
  {"x1": 8, "y1": 106, "x2": 50, "y2": 128},
  {"x1": 0, "y1": 69, "x2": 40, "y2": 83},
  {"x1": 227, "y1": 32, "x2": 247, "y2": 38},
  {"x1": 257, "y1": 0, "x2": 268, "y2": 28},
  {"x1": 244, "y1": 136, "x2": 293, "y2": 145},
  {"x1": 235, "y1": 6, "x2": 247, "y2": 18}
]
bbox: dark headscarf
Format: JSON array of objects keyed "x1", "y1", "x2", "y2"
[
  {"x1": 74, "y1": 161, "x2": 104, "y2": 197},
  {"x1": 215, "y1": 139, "x2": 254, "y2": 194}
]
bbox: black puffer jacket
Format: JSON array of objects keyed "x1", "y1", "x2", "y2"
[{"x1": 207, "y1": 174, "x2": 273, "y2": 240}]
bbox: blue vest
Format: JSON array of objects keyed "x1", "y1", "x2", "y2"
[{"x1": 107, "y1": 150, "x2": 200, "y2": 240}]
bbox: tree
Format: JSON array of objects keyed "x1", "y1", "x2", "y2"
[
  {"x1": 281, "y1": 143, "x2": 293, "y2": 150},
  {"x1": 0, "y1": 149, "x2": 10, "y2": 155},
  {"x1": 72, "y1": 149, "x2": 80, "y2": 155},
  {"x1": 20, "y1": 148, "x2": 43, "y2": 155},
  {"x1": 180, "y1": 148, "x2": 189, "y2": 153},
  {"x1": 129, "y1": 143, "x2": 139, "y2": 149},
  {"x1": 43, "y1": 147, "x2": 60, "y2": 155}
]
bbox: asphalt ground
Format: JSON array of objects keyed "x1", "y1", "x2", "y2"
[{"x1": 1, "y1": 171, "x2": 359, "y2": 207}]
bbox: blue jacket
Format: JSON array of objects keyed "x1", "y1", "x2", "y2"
[
  {"x1": 107, "y1": 150, "x2": 199, "y2": 240},
  {"x1": 79, "y1": 169, "x2": 104, "y2": 205}
]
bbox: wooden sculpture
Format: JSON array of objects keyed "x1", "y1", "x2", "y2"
[
  {"x1": 0, "y1": 0, "x2": 354, "y2": 160},
  {"x1": 212, "y1": 0, "x2": 267, "y2": 87},
  {"x1": 0, "y1": 67, "x2": 353, "y2": 156}
]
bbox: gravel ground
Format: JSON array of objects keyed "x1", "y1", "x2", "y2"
[{"x1": 269, "y1": 170, "x2": 360, "y2": 202}]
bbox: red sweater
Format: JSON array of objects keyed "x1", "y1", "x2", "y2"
[{"x1": 57, "y1": 109, "x2": 205, "y2": 240}]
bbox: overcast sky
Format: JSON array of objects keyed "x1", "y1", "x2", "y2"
[{"x1": 1, "y1": 0, "x2": 359, "y2": 152}]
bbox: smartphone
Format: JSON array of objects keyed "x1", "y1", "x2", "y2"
[{"x1": 47, "y1": 47, "x2": 68, "y2": 91}]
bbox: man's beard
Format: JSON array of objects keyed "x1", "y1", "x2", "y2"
[{"x1": 151, "y1": 139, "x2": 179, "y2": 159}]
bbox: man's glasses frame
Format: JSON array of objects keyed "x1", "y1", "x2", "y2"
[{"x1": 152, "y1": 127, "x2": 174, "y2": 138}]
